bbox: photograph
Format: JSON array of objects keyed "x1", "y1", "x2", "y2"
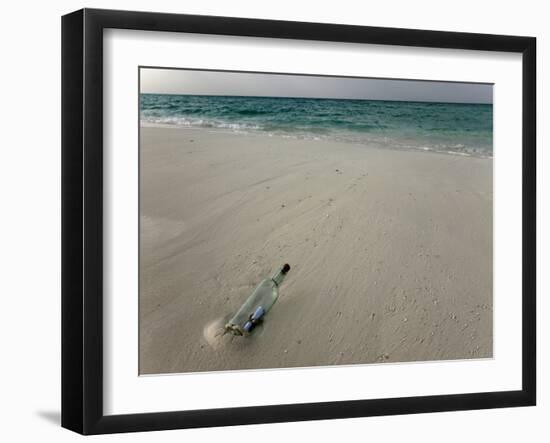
[{"x1": 138, "y1": 67, "x2": 494, "y2": 375}]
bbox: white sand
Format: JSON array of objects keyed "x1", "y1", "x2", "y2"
[{"x1": 139, "y1": 125, "x2": 492, "y2": 374}]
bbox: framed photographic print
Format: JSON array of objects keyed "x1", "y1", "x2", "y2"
[{"x1": 61, "y1": 8, "x2": 536, "y2": 435}]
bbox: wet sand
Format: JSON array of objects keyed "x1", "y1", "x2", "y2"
[{"x1": 139, "y1": 125, "x2": 493, "y2": 374}]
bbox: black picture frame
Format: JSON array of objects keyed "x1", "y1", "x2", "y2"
[{"x1": 61, "y1": 8, "x2": 536, "y2": 435}]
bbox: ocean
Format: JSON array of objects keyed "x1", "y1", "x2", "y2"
[{"x1": 140, "y1": 94, "x2": 493, "y2": 157}]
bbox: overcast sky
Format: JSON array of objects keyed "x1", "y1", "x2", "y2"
[{"x1": 140, "y1": 68, "x2": 493, "y2": 104}]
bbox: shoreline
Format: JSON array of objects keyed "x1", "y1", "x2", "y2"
[
  {"x1": 139, "y1": 125, "x2": 493, "y2": 375},
  {"x1": 140, "y1": 122, "x2": 493, "y2": 159}
]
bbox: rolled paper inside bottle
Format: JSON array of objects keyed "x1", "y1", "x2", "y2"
[{"x1": 250, "y1": 306, "x2": 265, "y2": 323}]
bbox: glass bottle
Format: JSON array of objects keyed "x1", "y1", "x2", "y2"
[{"x1": 225, "y1": 264, "x2": 290, "y2": 335}]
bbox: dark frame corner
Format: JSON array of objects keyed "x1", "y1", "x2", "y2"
[{"x1": 62, "y1": 8, "x2": 536, "y2": 435}]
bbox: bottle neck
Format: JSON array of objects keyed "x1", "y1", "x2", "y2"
[{"x1": 271, "y1": 268, "x2": 287, "y2": 286}]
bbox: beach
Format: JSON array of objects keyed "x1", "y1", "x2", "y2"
[{"x1": 139, "y1": 125, "x2": 493, "y2": 374}]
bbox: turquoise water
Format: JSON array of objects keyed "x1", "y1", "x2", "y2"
[{"x1": 140, "y1": 94, "x2": 493, "y2": 157}]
